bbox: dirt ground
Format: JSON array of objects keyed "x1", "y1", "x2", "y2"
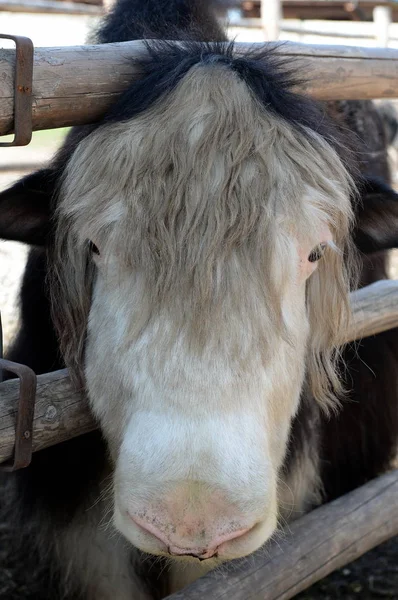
[{"x1": 297, "y1": 537, "x2": 398, "y2": 599}]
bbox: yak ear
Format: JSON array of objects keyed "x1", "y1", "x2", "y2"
[
  {"x1": 354, "y1": 176, "x2": 398, "y2": 254},
  {"x1": 0, "y1": 168, "x2": 57, "y2": 246}
]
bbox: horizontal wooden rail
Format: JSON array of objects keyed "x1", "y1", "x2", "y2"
[
  {"x1": 3, "y1": 41, "x2": 398, "y2": 135},
  {"x1": 0, "y1": 369, "x2": 93, "y2": 463},
  {"x1": 1, "y1": 279, "x2": 398, "y2": 464},
  {"x1": 342, "y1": 279, "x2": 398, "y2": 343},
  {"x1": 165, "y1": 468, "x2": 398, "y2": 600},
  {"x1": 230, "y1": 19, "x2": 398, "y2": 41},
  {"x1": 230, "y1": 18, "x2": 373, "y2": 36}
]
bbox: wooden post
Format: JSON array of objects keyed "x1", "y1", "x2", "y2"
[
  {"x1": 262, "y1": 0, "x2": 281, "y2": 40},
  {"x1": 374, "y1": 5, "x2": 392, "y2": 47}
]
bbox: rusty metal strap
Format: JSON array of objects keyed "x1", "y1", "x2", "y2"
[
  {"x1": 0, "y1": 358, "x2": 36, "y2": 471},
  {"x1": 0, "y1": 34, "x2": 34, "y2": 147},
  {"x1": 0, "y1": 310, "x2": 36, "y2": 470}
]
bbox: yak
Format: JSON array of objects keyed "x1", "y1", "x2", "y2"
[{"x1": 1, "y1": 0, "x2": 398, "y2": 597}]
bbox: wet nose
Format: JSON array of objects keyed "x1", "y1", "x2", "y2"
[{"x1": 130, "y1": 513, "x2": 251, "y2": 560}]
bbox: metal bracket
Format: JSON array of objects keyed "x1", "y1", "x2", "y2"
[
  {"x1": 0, "y1": 313, "x2": 36, "y2": 471},
  {"x1": 0, "y1": 34, "x2": 34, "y2": 147}
]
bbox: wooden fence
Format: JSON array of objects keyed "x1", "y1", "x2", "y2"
[
  {"x1": 4, "y1": 41, "x2": 398, "y2": 137},
  {"x1": 218, "y1": 0, "x2": 398, "y2": 22},
  {"x1": 1, "y1": 38, "x2": 398, "y2": 598}
]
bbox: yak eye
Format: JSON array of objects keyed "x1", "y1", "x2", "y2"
[
  {"x1": 308, "y1": 242, "x2": 327, "y2": 263},
  {"x1": 88, "y1": 241, "x2": 100, "y2": 256}
]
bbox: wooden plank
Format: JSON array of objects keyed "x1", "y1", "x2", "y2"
[
  {"x1": 164, "y1": 468, "x2": 398, "y2": 600},
  {"x1": 0, "y1": 0, "x2": 103, "y2": 13},
  {"x1": 0, "y1": 369, "x2": 95, "y2": 463},
  {"x1": 344, "y1": 279, "x2": 398, "y2": 343},
  {"x1": 282, "y1": 6, "x2": 379, "y2": 19},
  {"x1": 231, "y1": 18, "x2": 375, "y2": 38},
  {"x1": 3, "y1": 41, "x2": 398, "y2": 136},
  {"x1": 1, "y1": 280, "x2": 398, "y2": 464},
  {"x1": 285, "y1": 0, "x2": 396, "y2": 5},
  {"x1": 218, "y1": 0, "x2": 398, "y2": 7},
  {"x1": 218, "y1": 0, "x2": 398, "y2": 19},
  {"x1": 56, "y1": 0, "x2": 103, "y2": 5}
]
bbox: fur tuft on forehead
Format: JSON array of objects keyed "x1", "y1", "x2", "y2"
[
  {"x1": 52, "y1": 49, "x2": 356, "y2": 408},
  {"x1": 104, "y1": 41, "x2": 346, "y2": 148}
]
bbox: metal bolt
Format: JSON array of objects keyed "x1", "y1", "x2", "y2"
[{"x1": 23, "y1": 431, "x2": 31, "y2": 439}]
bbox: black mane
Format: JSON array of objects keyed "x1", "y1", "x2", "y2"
[{"x1": 104, "y1": 41, "x2": 322, "y2": 134}]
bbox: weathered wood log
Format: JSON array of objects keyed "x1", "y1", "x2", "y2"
[
  {"x1": 1, "y1": 279, "x2": 398, "y2": 463},
  {"x1": 231, "y1": 19, "x2": 387, "y2": 40},
  {"x1": 3, "y1": 41, "x2": 398, "y2": 136},
  {"x1": 343, "y1": 279, "x2": 398, "y2": 343},
  {"x1": 0, "y1": 369, "x2": 95, "y2": 463},
  {"x1": 165, "y1": 468, "x2": 398, "y2": 600}
]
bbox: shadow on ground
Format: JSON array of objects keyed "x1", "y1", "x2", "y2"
[{"x1": 297, "y1": 536, "x2": 398, "y2": 599}]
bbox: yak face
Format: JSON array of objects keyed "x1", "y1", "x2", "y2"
[
  {"x1": 51, "y1": 55, "x2": 354, "y2": 562},
  {"x1": 0, "y1": 47, "x2": 361, "y2": 563}
]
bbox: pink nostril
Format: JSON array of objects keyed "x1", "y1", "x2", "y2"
[
  {"x1": 129, "y1": 513, "x2": 170, "y2": 549},
  {"x1": 212, "y1": 526, "x2": 252, "y2": 547}
]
